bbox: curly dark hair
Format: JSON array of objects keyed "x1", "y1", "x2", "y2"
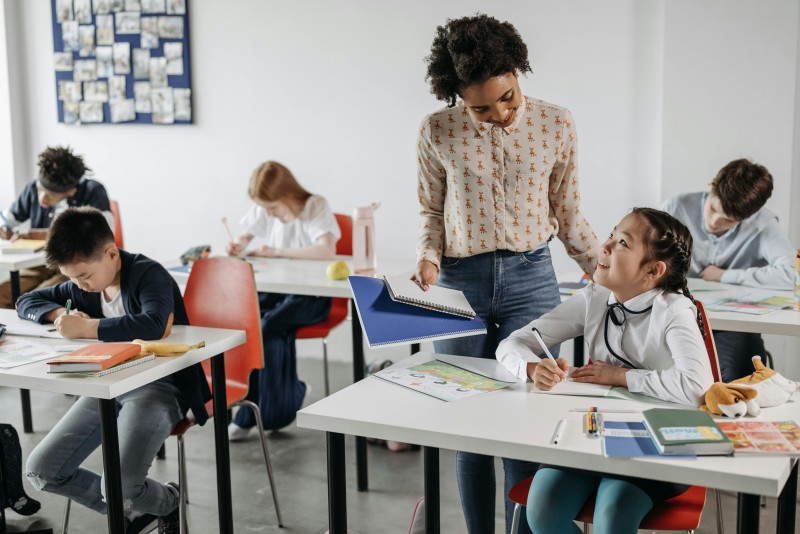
[
  {"x1": 632, "y1": 207, "x2": 705, "y2": 339},
  {"x1": 424, "y1": 14, "x2": 532, "y2": 107},
  {"x1": 37, "y1": 146, "x2": 89, "y2": 189}
]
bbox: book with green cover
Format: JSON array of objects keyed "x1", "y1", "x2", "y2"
[{"x1": 642, "y1": 408, "x2": 733, "y2": 456}]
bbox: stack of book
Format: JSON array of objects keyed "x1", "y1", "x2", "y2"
[{"x1": 48, "y1": 343, "x2": 154, "y2": 377}]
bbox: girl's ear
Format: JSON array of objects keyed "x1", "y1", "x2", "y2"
[{"x1": 647, "y1": 260, "x2": 667, "y2": 282}]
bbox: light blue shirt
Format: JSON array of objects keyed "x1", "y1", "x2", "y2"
[{"x1": 661, "y1": 192, "x2": 795, "y2": 289}]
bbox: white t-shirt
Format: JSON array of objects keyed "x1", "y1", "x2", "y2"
[
  {"x1": 101, "y1": 290, "x2": 125, "y2": 318},
  {"x1": 239, "y1": 195, "x2": 341, "y2": 249}
]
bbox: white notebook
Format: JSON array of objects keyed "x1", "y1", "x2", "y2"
[{"x1": 383, "y1": 274, "x2": 477, "y2": 319}]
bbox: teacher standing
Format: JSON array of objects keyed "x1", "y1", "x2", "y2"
[{"x1": 412, "y1": 14, "x2": 599, "y2": 533}]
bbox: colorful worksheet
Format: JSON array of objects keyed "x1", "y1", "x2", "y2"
[{"x1": 0, "y1": 338, "x2": 60, "y2": 369}]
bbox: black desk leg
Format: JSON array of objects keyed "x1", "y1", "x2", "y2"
[
  {"x1": 11, "y1": 271, "x2": 33, "y2": 435},
  {"x1": 411, "y1": 343, "x2": 420, "y2": 354},
  {"x1": 327, "y1": 432, "x2": 347, "y2": 534},
  {"x1": 350, "y1": 303, "x2": 368, "y2": 492},
  {"x1": 737, "y1": 493, "x2": 760, "y2": 534},
  {"x1": 210, "y1": 354, "x2": 233, "y2": 534},
  {"x1": 776, "y1": 461, "x2": 798, "y2": 534},
  {"x1": 573, "y1": 335, "x2": 585, "y2": 367},
  {"x1": 424, "y1": 447, "x2": 440, "y2": 534},
  {"x1": 99, "y1": 399, "x2": 125, "y2": 534}
]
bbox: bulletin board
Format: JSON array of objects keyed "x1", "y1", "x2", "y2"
[{"x1": 50, "y1": 0, "x2": 192, "y2": 125}]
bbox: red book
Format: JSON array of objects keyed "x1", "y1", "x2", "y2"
[{"x1": 48, "y1": 343, "x2": 141, "y2": 373}]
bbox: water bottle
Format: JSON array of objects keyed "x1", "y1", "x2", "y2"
[{"x1": 353, "y1": 202, "x2": 380, "y2": 275}]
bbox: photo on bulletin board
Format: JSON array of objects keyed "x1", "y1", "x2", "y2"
[{"x1": 50, "y1": 0, "x2": 192, "y2": 125}]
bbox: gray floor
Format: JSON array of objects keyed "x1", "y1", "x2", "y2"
[{"x1": 0, "y1": 357, "x2": 793, "y2": 533}]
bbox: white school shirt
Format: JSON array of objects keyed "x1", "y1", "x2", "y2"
[
  {"x1": 101, "y1": 290, "x2": 125, "y2": 318},
  {"x1": 496, "y1": 284, "x2": 714, "y2": 406},
  {"x1": 240, "y1": 195, "x2": 341, "y2": 249}
]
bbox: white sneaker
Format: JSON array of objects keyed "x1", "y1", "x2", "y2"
[{"x1": 227, "y1": 422, "x2": 252, "y2": 442}]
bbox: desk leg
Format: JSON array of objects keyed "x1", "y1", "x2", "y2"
[
  {"x1": 210, "y1": 353, "x2": 234, "y2": 534},
  {"x1": 350, "y1": 303, "x2": 368, "y2": 492},
  {"x1": 737, "y1": 493, "x2": 760, "y2": 534},
  {"x1": 776, "y1": 461, "x2": 798, "y2": 534},
  {"x1": 573, "y1": 335, "x2": 585, "y2": 367},
  {"x1": 99, "y1": 399, "x2": 125, "y2": 534},
  {"x1": 424, "y1": 447, "x2": 440, "y2": 534},
  {"x1": 327, "y1": 432, "x2": 347, "y2": 534},
  {"x1": 11, "y1": 271, "x2": 33, "y2": 435},
  {"x1": 411, "y1": 343, "x2": 420, "y2": 354}
]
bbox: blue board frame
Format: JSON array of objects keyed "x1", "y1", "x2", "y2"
[{"x1": 50, "y1": 0, "x2": 192, "y2": 125}]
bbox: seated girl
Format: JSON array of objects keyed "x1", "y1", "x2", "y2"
[{"x1": 496, "y1": 207, "x2": 714, "y2": 534}]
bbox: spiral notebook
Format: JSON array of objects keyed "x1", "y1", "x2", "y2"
[
  {"x1": 54, "y1": 354, "x2": 156, "y2": 377},
  {"x1": 383, "y1": 274, "x2": 477, "y2": 318},
  {"x1": 349, "y1": 275, "x2": 486, "y2": 348}
]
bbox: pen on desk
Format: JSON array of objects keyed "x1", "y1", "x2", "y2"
[
  {"x1": 570, "y1": 408, "x2": 637, "y2": 413},
  {"x1": 65, "y1": 299, "x2": 72, "y2": 316},
  {"x1": 551, "y1": 418, "x2": 567, "y2": 445}
]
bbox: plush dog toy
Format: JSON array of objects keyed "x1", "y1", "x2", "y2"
[{"x1": 701, "y1": 356, "x2": 798, "y2": 417}]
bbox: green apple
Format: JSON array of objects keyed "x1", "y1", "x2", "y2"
[{"x1": 326, "y1": 260, "x2": 350, "y2": 280}]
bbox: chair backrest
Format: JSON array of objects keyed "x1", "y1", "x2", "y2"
[
  {"x1": 334, "y1": 213, "x2": 352, "y2": 255},
  {"x1": 695, "y1": 300, "x2": 722, "y2": 382},
  {"x1": 183, "y1": 257, "x2": 263, "y2": 390},
  {"x1": 109, "y1": 200, "x2": 124, "y2": 249}
]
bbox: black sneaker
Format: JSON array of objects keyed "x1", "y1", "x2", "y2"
[
  {"x1": 126, "y1": 513, "x2": 158, "y2": 534},
  {"x1": 158, "y1": 482, "x2": 180, "y2": 534}
]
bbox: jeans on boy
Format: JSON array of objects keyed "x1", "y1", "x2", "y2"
[
  {"x1": 26, "y1": 381, "x2": 183, "y2": 517},
  {"x1": 433, "y1": 245, "x2": 561, "y2": 534},
  {"x1": 713, "y1": 330, "x2": 768, "y2": 382}
]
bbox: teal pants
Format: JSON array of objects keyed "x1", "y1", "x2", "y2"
[{"x1": 526, "y1": 468, "x2": 653, "y2": 534}]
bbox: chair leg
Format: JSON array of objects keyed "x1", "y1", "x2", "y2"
[
  {"x1": 241, "y1": 400, "x2": 284, "y2": 527},
  {"x1": 714, "y1": 488, "x2": 725, "y2": 534},
  {"x1": 177, "y1": 434, "x2": 190, "y2": 534},
  {"x1": 760, "y1": 494, "x2": 767, "y2": 507},
  {"x1": 61, "y1": 499, "x2": 71, "y2": 534},
  {"x1": 322, "y1": 338, "x2": 330, "y2": 397},
  {"x1": 510, "y1": 503, "x2": 521, "y2": 534},
  {"x1": 582, "y1": 522, "x2": 589, "y2": 534}
]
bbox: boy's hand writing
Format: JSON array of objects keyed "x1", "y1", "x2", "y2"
[
  {"x1": 53, "y1": 314, "x2": 98, "y2": 339},
  {"x1": 411, "y1": 260, "x2": 439, "y2": 291},
  {"x1": 699, "y1": 265, "x2": 725, "y2": 282},
  {"x1": 530, "y1": 357, "x2": 569, "y2": 390},
  {"x1": 0, "y1": 226, "x2": 14, "y2": 240},
  {"x1": 571, "y1": 361, "x2": 628, "y2": 387}
]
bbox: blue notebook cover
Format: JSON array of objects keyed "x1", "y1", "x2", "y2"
[
  {"x1": 603, "y1": 421, "x2": 695, "y2": 458},
  {"x1": 348, "y1": 275, "x2": 487, "y2": 348}
]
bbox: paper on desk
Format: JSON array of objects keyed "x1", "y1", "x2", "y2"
[
  {"x1": 0, "y1": 338, "x2": 60, "y2": 369},
  {"x1": 531, "y1": 379, "x2": 614, "y2": 397},
  {"x1": 687, "y1": 279, "x2": 726, "y2": 292},
  {"x1": 5, "y1": 322, "x2": 63, "y2": 339}
]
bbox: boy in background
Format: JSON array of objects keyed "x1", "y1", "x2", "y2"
[
  {"x1": 17, "y1": 207, "x2": 209, "y2": 534},
  {"x1": 0, "y1": 146, "x2": 113, "y2": 307},
  {"x1": 661, "y1": 158, "x2": 796, "y2": 381}
]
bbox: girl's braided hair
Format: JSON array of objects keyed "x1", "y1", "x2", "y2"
[{"x1": 631, "y1": 207, "x2": 705, "y2": 339}]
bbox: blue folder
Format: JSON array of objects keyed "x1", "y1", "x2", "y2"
[
  {"x1": 348, "y1": 275, "x2": 487, "y2": 348},
  {"x1": 602, "y1": 421, "x2": 694, "y2": 458}
]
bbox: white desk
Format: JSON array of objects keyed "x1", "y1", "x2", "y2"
[
  {"x1": 298, "y1": 352, "x2": 799, "y2": 534},
  {"x1": 168, "y1": 256, "x2": 415, "y2": 493},
  {"x1": 691, "y1": 281, "x2": 800, "y2": 337},
  {"x1": 0, "y1": 309, "x2": 246, "y2": 534}
]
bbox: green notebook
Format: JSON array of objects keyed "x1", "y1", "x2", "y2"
[{"x1": 642, "y1": 408, "x2": 733, "y2": 456}]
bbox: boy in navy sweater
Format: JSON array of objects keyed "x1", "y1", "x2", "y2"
[
  {"x1": 0, "y1": 146, "x2": 113, "y2": 308},
  {"x1": 17, "y1": 207, "x2": 209, "y2": 534}
]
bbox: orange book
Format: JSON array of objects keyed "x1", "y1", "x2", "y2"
[{"x1": 48, "y1": 343, "x2": 142, "y2": 373}]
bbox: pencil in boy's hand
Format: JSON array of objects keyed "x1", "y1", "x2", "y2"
[
  {"x1": 65, "y1": 299, "x2": 72, "y2": 316},
  {"x1": 221, "y1": 216, "x2": 235, "y2": 244}
]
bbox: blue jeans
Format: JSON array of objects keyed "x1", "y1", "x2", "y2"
[
  {"x1": 433, "y1": 246, "x2": 561, "y2": 534},
  {"x1": 233, "y1": 293, "x2": 331, "y2": 430},
  {"x1": 25, "y1": 380, "x2": 183, "y2": 517},
  {"x1": 713, "y1": 330, "x2": 767, "y2": 382}
]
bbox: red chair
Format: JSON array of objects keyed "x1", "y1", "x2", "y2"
[
  {"x1": 109, "y1": 200, "x2": 124, "y2": 248},
  {"x1": 295, "y1": 213, "x2": 352, "y2": 396},
  {"x1": 508, "y1": 300, "x2": 724, "y2": 534},
  {"x1": 176, "y1": 257, "x2": 283, "y2": 529}
]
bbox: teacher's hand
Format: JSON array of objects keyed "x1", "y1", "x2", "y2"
[{"x1": 411, "y1": 260, "x2": 439, "y2": 291}]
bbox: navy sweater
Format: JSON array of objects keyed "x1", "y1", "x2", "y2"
[
  {"x1": 10, "y1": 178, "x2": 111, "y2": 229},
  {"x1": 17, "y1": 250, "x2": 211, "y2": 425}
]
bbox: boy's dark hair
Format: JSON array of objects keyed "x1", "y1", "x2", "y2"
[
  {"x1": 710, "y1": 158, "x2": 773, "y2": 221},
  {"x1": 45, "y1": 207, "x2": 114, "y2": 268},
  {"x1": 632, "y1": 207, "x2": 704, "y2": 337},
  {"x1": 425, "y1": 14, "x2": 532, "y2": 107},
  {"x1": 37, "y1": 146, "x2": 89, "y2": 193}
]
